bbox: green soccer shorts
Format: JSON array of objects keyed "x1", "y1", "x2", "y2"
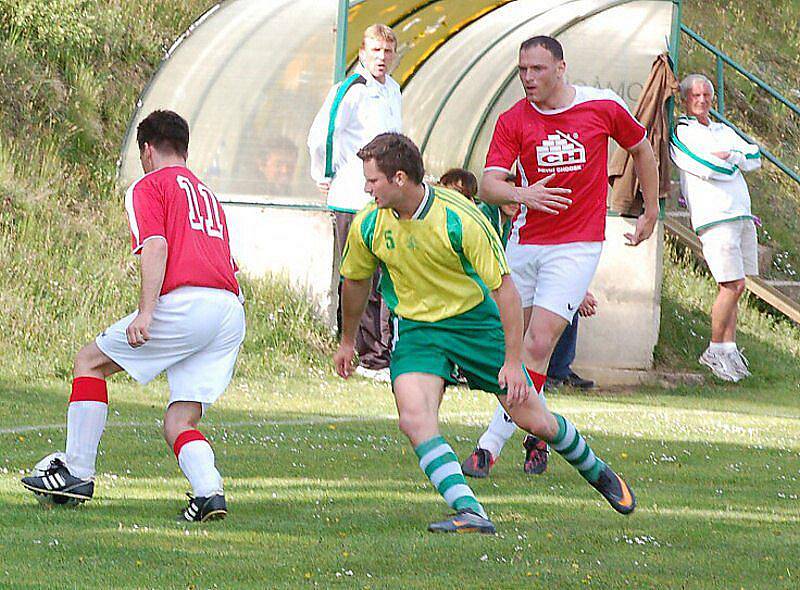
[{"x1": 390, "y1": 300, "x2": 522, "y2": 394}]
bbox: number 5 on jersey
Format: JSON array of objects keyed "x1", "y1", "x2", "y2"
[{"x1": 176, "y1": 175, "x2": 224, "y2": 239}]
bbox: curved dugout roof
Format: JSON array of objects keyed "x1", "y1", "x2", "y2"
[{"x1": 119, "y1": 0, "x2": 675, "y2": 204}]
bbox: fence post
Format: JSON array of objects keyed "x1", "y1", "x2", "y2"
[{"x1": 716, "y1": 54, "x2": 725, "y2": 116}]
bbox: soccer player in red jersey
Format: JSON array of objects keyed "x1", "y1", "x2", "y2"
[
  {"x1": 463, "y1": 37, "x2": 658, "y2": 498},
  {"x1": 22, "y1": 111, "x2": 246, "y2": 522}
]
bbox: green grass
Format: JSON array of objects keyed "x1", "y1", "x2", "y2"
[{"x1": 1, "y1": 361, "x2": 799, "y2": 589}]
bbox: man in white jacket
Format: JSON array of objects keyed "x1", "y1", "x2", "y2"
[
  {"x1": 670, "y1": 73, "x2": 761, "y2": 382},
  {"x1": 307, "y1": 24, "x2": 402, "y2": 381}
]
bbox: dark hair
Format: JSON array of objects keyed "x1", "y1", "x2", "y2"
[
  {"x1": 439, "y1": 168, "x2": 478, "y2": 200},
  {"x1": 357, "y1": 132, "x2": 424, "y2": 184},
  {"x1": 520, "y1": 35, "x2": 563, "y2": 60},
  {"x1": 136, "y1": 110, "x2": 190, "y2": 158}
]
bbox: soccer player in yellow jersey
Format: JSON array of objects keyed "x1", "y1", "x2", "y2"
[{"x1": 334, "y1": 133, "x2": 635, "y2": 534}]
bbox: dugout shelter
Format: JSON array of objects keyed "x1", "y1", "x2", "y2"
[{"x1": 118, "y1": 0, "x2": 680, "y2": 384}]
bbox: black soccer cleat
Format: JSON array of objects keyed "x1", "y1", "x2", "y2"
[
  {"x1": 428, "y1": 509, "x2": 496, "y2": 534},
  {"x1": 461, "y1": 447, "x2": 495, "y2": 478},
  {"x1": 590, "y1": 464, "x2": 636, "y2": 515},
  {"x1": 180, "y1": 492, "x2": 227, "y2": 522},
  {"x1": 21, "y1": 457, "x2": 94, "y2": 503},
  {"x1": 523, "y1": 435, "x2": 549, "y2": 475}
]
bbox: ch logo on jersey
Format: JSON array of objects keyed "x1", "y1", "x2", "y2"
[{"x1": 536, "y1": 131, "x2": 586, "y2": 172}]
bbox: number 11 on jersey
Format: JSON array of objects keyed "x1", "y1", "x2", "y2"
[{"x1": 176, "y1": 175, "x2": 224, "y2": 239}]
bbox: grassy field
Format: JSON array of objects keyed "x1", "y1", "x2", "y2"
[
  {"x1": 1, "y1": 1, "x2": 799, "y2": 588},
  {"x1": 2, "y1": 355, "x2": 799, "y2": 589}
]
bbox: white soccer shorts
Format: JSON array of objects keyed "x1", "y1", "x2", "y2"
[
  {"x1": 96, "y1": 286, "x2": 246, "y2": 406},
  {"x1": 698, "y1": 218, "x2": 758, "y2": 283},
  {"x1": 506, "y1": 241, "x2": 602, "y2": 322}
]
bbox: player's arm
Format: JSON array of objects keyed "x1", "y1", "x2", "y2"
[
  {"x1": 127, "y1": 237, "x2": 167, "y2": 348},
  {"x1": 491, "y1": 274, "x2": 532, "y2": 405},
  {"x1": 481, "y1": 170, "x2": 572, "y2": 214},
  {"x1": 624, "y1": 138, "x2": 659, "y2": 246},
  {"x1": 334, "y1": 278, "x2": 372, "y2": 378}
]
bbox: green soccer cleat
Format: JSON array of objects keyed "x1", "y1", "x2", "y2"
[
  {"x1": 428, "y1": 509, "x2": 496, "y2": 534},
  {"x1": 591, "y1": 464, "x2": 636, "y2": 515}
]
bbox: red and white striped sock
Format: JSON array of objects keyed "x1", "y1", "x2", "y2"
[
  {"x1": 173, "y1": 429, "x2": 223, "y2": 498},
  {"x1": 65, "y1": 376, "x2": 108, "y2": 480}
]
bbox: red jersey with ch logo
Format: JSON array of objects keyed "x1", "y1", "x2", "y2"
[
  {"x1": 124, "y1": 165, "x2": 241, "y2": 297},
  {"x1": 484, "y1": 86, "x2": 646, "y2": 245}
]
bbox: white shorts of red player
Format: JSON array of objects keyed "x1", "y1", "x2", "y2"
[
  {"x1": 506, "y1": 241, "x2": 602, "y2": 322},
  {"x1": 96, "y1": 286, "x2": 245, "y2": 410}
]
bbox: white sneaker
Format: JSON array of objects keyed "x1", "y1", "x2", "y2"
[
  {"x1": 698, "y1": 348, "x2": 741, "y2": 382},
  {"x1": 726, "y1": 349, "x2": 751, "y2": 379},
  {"x1": 354, "y1": 365, "x2": 391, "y2": 383}
]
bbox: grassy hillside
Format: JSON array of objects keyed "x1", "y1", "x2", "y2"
[{"x1": 0, "y1": 0, "x2": 332, "y2": 381}]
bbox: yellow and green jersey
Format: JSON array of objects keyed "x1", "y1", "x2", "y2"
[{"x1": 340, "y1": 184, "x2": 510, "y2": 323}]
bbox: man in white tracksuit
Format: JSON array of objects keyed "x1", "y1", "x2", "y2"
[
  {"x1": 307, "y1": 24, "x2": 402, "y2": 381},
  {"x1": 670, "y1": 73, "x2": 761, "y2": 382}
]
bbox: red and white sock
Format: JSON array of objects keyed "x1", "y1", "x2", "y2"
[
  {"x1": 173, "y1": 429, "x2": 223, "y2": 498},
  {"x1": 65, "y1": 376, "x2": 108, "y2": 480},
  {"x1": 526, "y1": 369, "x2": 547, "y2": 398}
]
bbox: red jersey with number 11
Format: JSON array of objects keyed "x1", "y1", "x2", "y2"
[
  {"x1": 124, "y1": 165, "x2": 240, "y2": 296},
  {"x1": 484, "y1": 86, "x2": 646, "y2": 245}
]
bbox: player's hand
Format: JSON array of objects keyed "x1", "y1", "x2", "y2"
[
  {"x1": 317, "y1": 180, "x2": 331, "y2": 196},
  {"x1": 624, "y1": 212, "x2": 657, "y2": 246},
  {"x1": 333, "y1": 341, "x2": 356, "y2": 379},
  {"x1": 578, "y1": 292, "x2": 598, "y2": 317},
  {"x1": 711, "y1": 150, "x2": 731, "y2": 160},
  {"x1": 515, "y1": 173, "x2": 572, "y2": 215},
  {"x1": 498, "y1": 363, "x2": 532, "y2": 406},
  {"x1": 126, "y1": 311, "x2": 152, "y2": 348}
]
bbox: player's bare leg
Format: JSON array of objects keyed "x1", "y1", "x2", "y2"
[
  {"x1": 21, "y1": 343, "x2": 121, "y2": 503},
  {"x1": 522, "y1": 305, "x2": 569, "y2": 375},
  {"x1": 464, "y1": 306, "x2": 565, "y2": 477},
  {"x1": 165, "y1": 401, "x2": 227, "y2": 522},
  {"x1": 393, "y1": 372, "x2": 495, "y2": 533},
  {"x1": 499, "y1": 391, "x2": 636, "y2": 515}
]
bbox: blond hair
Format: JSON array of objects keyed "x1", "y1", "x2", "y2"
[{"x1": 361, "y1": 24, "x2": 397, "y2": 50}]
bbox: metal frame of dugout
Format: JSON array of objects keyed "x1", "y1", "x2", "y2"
[{"x1": 118, "y1": 0, "x2": 681, "y2": 384}]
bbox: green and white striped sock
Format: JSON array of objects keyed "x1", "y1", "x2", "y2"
[
  {"x1": 548, "y1": 414, "x2": 605, "y2": 483},
  {"x1": 415, "y1": 435, "x2": 486, "y2": 519}
]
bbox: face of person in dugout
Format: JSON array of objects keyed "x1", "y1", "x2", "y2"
[
  {"x1": 359, "y1": 37, "x2": 396, "y2": 83},
  {"x1": 684, "y1": 81, "x2": 713, "y2": 122},
  {"x1": 259, "y1": 148, "x2": 296, "y2": 194},
  {"x1": 518, "y1": 45, "x2": 566, "y2": 105},
  {"x1": 363, "y1": 158, "x2": 403, "y2": 209}
]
